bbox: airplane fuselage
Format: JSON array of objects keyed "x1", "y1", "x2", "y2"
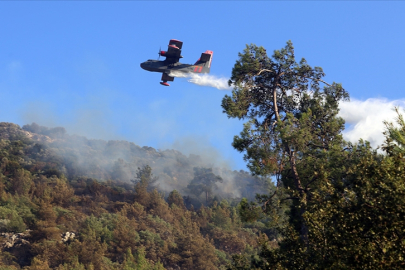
[{"x1": 140, "y1": 60, "x2": 205, "y2": 75}]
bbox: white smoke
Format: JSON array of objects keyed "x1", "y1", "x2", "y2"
[
  {"x1": 169, "y1": 71, "x2": 231, "y2": 90},
  {"x1": 339, "y1": 98, "x2": 405, "y2": 147},
  {"x1": 168, "y1": 70, "x2": 405, "y2": 148}
]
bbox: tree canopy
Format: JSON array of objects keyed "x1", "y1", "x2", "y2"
[
  {"x1": 224, "y1": 41, "x2": 405, "y2": 269},
  {"x1": 222, "y1": 40, "x2": 349, "y2": 244}
]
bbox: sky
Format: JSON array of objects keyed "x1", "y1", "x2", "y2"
[{"x1": 1, "y1": 1, "x2": 405, "y2": 171}]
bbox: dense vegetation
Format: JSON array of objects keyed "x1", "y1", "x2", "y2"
[
  {"x1": 0, "y1": 122, "x2": 274, "y2": 269},
  {"x1": 1, "y1": 41, "x2": 404, "y2": 269},
  {"x1": 223, "y1": 41, "x2": 405, "y2": 269}
]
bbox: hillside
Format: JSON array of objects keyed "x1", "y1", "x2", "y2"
[
  {"x1": 0, "y1": 122, "x2": 275, "y2": 270},
  {"x1": 18, "y1": 122, "x2": 269, "y2": 204}
]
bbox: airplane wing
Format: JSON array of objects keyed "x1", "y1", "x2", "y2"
[
  {"x1": 169, "y1": 39, "x2": 183, "y2": 49},
  {"x1": 165, "y1": 39, "x2": 183, "y2": 64}
]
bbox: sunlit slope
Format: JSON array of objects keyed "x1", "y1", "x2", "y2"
[{"x1": 0, "y1": 122, "x2": 268, "y2": 203}]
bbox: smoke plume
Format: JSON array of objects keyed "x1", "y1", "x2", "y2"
[{"x1": 169, "y1": 71, "x2": 231, "y2": 90}]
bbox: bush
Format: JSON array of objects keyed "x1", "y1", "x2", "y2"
[{"x1": 0, "y1": 206, "x2": 26, "y2": 232}]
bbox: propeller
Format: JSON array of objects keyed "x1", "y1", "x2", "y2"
[{"x1": 157, "y1": 46, "x2": 161, "y2": 60}]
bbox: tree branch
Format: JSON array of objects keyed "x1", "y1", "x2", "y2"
[{"x1": 256, "y1": 68, "x2": 333, "y2": 87}]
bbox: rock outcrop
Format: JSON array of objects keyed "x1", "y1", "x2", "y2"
[{"x1": 1, "y1": 231, "x2": 30, "y2": 249}]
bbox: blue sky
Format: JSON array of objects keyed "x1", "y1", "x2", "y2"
[{"x1": 1, "y1": 2, "x2": 405, "y2": 170}]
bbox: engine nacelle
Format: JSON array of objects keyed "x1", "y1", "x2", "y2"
[{"x1": 158, "y1": 48, "x2": 182, "y2": 59}]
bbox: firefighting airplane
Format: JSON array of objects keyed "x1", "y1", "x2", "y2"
[{"x1": 140, "y1": 39, "x2": 213, "y2": 86}]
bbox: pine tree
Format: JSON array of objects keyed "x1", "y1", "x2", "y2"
[
  {"x1": 187, "y1": 167, "x2": 223, "y2": 205},
  {"x1": 223, "y1": 41, "x2": 349, "y2": 245}
]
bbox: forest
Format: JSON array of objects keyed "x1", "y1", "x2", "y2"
[
  {"x1": 0, "y1": 121, "x2": 272, "y2": 270},
  {"x1": 1, "y1": 41, "x2": 404, "y2": 269}
]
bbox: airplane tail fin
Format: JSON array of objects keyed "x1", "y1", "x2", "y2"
[{"x1": 193, "y1": 50, "x2": 213, "y2": 73}]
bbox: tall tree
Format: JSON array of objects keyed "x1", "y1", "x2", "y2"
[
  {"x1": 187, "y1": 167, "x2": 223, "y2": 205},
  {"x1": 132, "y1": 165, "x2": 158, "y2": 207},
  {"x1": 132, "y1": 165, "x2": 158, "y2": 191},
  {"x1": 222, "y1": 41, "x2": 349, "y2": 245}
]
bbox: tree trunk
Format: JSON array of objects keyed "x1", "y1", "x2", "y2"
[
  {"x1": 289, "y1": 148, "x2": 309, "y2": 247},
  {"x1": 274, "y1": 82, "x2": 309, "y2": 246}
]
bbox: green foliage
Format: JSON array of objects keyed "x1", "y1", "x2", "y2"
[
  {"x1": 0, "y1": 251, "x2": 19, "y2": 269},
  {"x1": 80, "y1": 214, "x2": 117, "y2": 244},
  {"x1": 9, "y1": 169, "x2": 32, "y2": 196},
  {"x1": 223, "y1": 41, "x2": 348, "y2": 176},
  {"x1": 55, "y1": 257, "x2": 86, "y2": 270},
  {"x1": 132, "y1": 165, "x2": 159, "y2": 192},
  {"x1": 224, "y1": 41, "x2": 405, "y2": 270},
  {"x1": 167, "y1": 190, "x2": 185, "y2": 208},
  {"x1": 0, "y1": 205, "x2": 27, "y2": 232},
  {"x1": 0, "y1": 196, "x2": 35, "y2": 231},
  {"x1": 210, "y1": 201, "x2": 233, "y2": 230},
  {"x1": 187, "y1": 167, "x2": 223, "y2": 205},
  {"x1": 122, "y1": 248, "x2": 165, "y2": 270},
  {"x1": 315, "y1": 147, "x2": 405, "y2": 269},
  {"x1": 223, "y1": 41, "x2": 350, "y2": 250},
  {"x1": 215, "y1": 249, "x2": 230, "y2": 267},
  {"x1": 237, "y1": 198, "x2": 262, "y2": 223},
  {"x1": 254, "y1": 143, "x2": 405, "y2": 269},
  {"x1": 139, "y1": 230, "x2": 164, "y2": 247},
  {"x1": 384, "y1": 107, "x2": 405, "y2": 155}
]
